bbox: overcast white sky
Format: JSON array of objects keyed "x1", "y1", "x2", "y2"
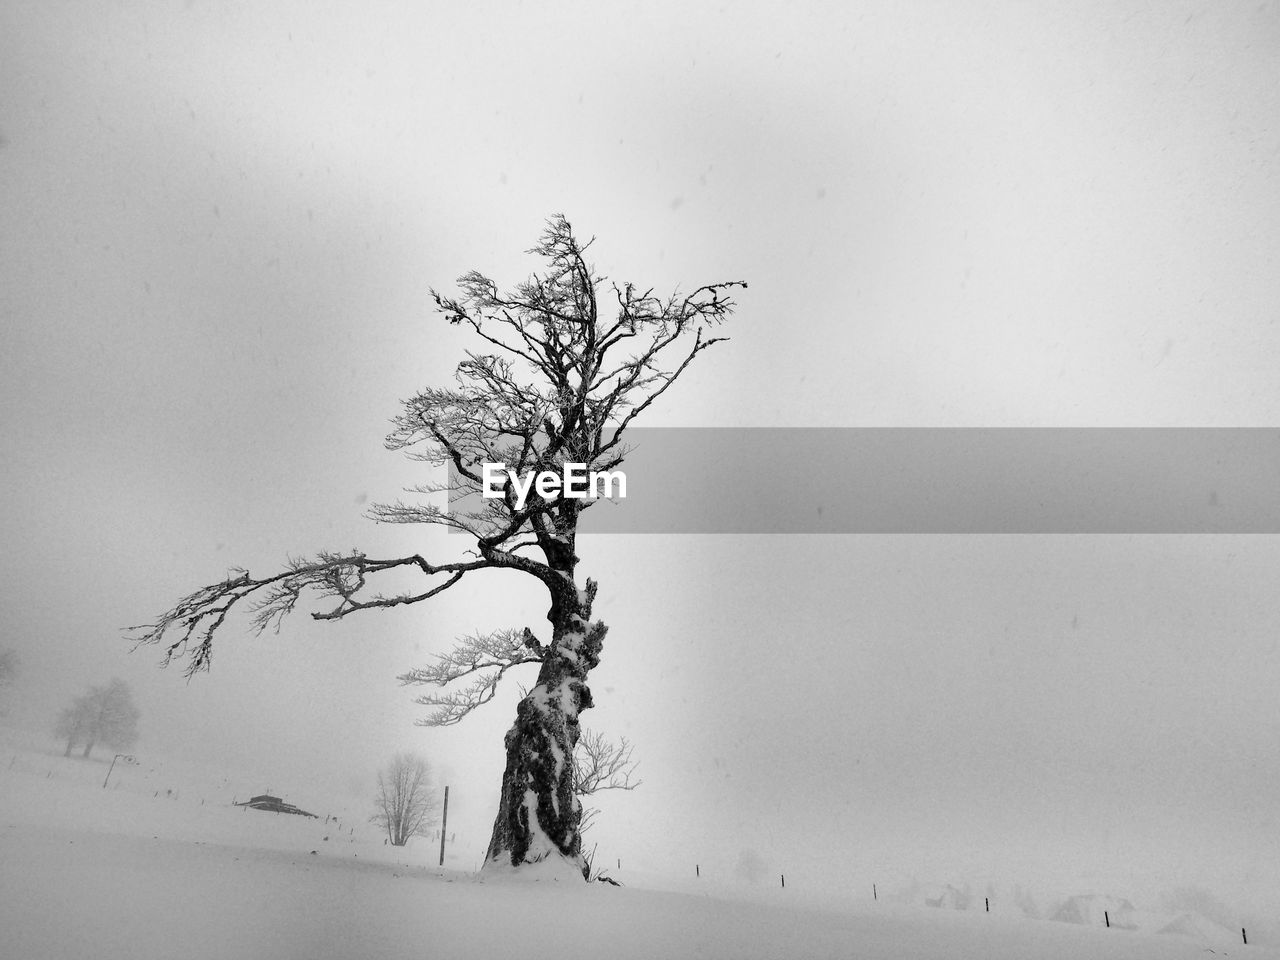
[{"x1": 4, "y1": 0, "x2": 1280, "y2": 912}]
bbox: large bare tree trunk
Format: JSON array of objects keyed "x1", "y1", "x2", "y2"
[{"x1": 484, "y1": 577, "x2": 606, "y2": 877}]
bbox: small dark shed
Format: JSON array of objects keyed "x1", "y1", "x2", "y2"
[{"x1": 235, "y1": 793, "x2": 318, "y2": 818}]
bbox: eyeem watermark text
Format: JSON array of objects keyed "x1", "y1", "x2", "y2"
[{"x1": 481, "y1": 463, "x2": 627, "y2": 511}]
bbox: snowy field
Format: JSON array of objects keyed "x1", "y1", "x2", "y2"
[{"x1": 1, "y1": 726, "x2": 1271, "y2": 960}]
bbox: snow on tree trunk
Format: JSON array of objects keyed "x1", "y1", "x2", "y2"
[{"x1": 483, "y1": 577, "x2": 606, "y2": 878}]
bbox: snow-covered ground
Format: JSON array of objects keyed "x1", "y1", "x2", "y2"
[{"x1": 1, "y1": 726, "x2": 1271, "y2": 960}]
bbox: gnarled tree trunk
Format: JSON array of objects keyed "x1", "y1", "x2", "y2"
[{"x1": 484, "y1": 577, "x2": 606, "y2": 876}]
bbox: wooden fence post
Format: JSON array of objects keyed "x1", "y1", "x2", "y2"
[{"x1": 438, "y1": 785, "x2": 450, "y2": 867}]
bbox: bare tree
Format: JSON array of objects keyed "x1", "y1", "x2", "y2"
[
  {"x1": 0, "y1": 648, "x2": 17, "y2": 715},
  {"x1": 734, "y1": 849, "x2": 769, "y2": 886},
  {"x1": 55, "y1": 679, "x2": 140, "y2": 759},
  {"x1": 129, "y1": 215, "x2": 744, "y2": 878},
  {"x1": 574, "y1": 728, "x2": 641, "y2": 836},
  {"x1": 371, "y1": 752, "x2": 437, "y2": 846},
  {"x1": 54, "y1": 695, "x2": 91, "y2": 757}
]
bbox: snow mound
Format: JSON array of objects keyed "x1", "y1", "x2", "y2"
[
  {"x1": 1156, "y1": 911, "x2": 1241, "y2": 947},
  {"x1": 1050, "y1": 893, "x2": 1137, "y2": 929},
  {"x1": 479, "y1": 851, "x2": 589, "y2": 884}
]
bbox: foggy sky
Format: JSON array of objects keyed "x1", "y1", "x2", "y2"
[{"x1": 3, "y1": 0, "x2": 1280, "y2": 911}]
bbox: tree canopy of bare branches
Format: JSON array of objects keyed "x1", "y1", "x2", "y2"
[
  {"x1": 574, "y1": 728, "x2": 641, "y2": 836},
  {"x1": 371, "y1": 752, "x2": 437, "y2": 847},
  {"x1": 0, "y1": 648, "x2": 17, "y2": 715},
  {"x1": 55, "y1": 678, "x2": 140, "y2": 759},
  {"x1": 129, "y1": 215, "x2": 743, "y2": 877}
]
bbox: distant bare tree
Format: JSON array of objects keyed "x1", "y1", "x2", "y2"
[
  {"x1": 574, "y1": 728, "x2": 640, "y2": 835},
  {"x1": 734, "y1": 849, "x2": 769, "y2": 886},
  {"x1": 54, "y1": 695, "x2": 91, "y2": 757},
  {"x1": 0, "y1": 648, "x2": 17, "y2": 715},
  {"x1": 55, "y1": 679, "x2": 140, "y2": 759},
  {"x1": 371, "y1": 752, "x2": 437, "y2": 846}
]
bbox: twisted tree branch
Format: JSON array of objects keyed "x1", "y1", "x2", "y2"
[{"x1": 128, "y1": 552, "x2": 486, "y2": 678}]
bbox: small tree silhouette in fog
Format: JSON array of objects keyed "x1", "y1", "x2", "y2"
[
  {"x1": 0, "y1": 648, "x2": 17, "y2": 715},
  {"x1": 734, "y1": 849, "x2": 769, "y2": 886},
  {"x1": 371, "y1": 752, "x2": 437, "y2": 847},
  {"x1": 54, "y1": 678, "x2": 140, "y2": 759}
]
